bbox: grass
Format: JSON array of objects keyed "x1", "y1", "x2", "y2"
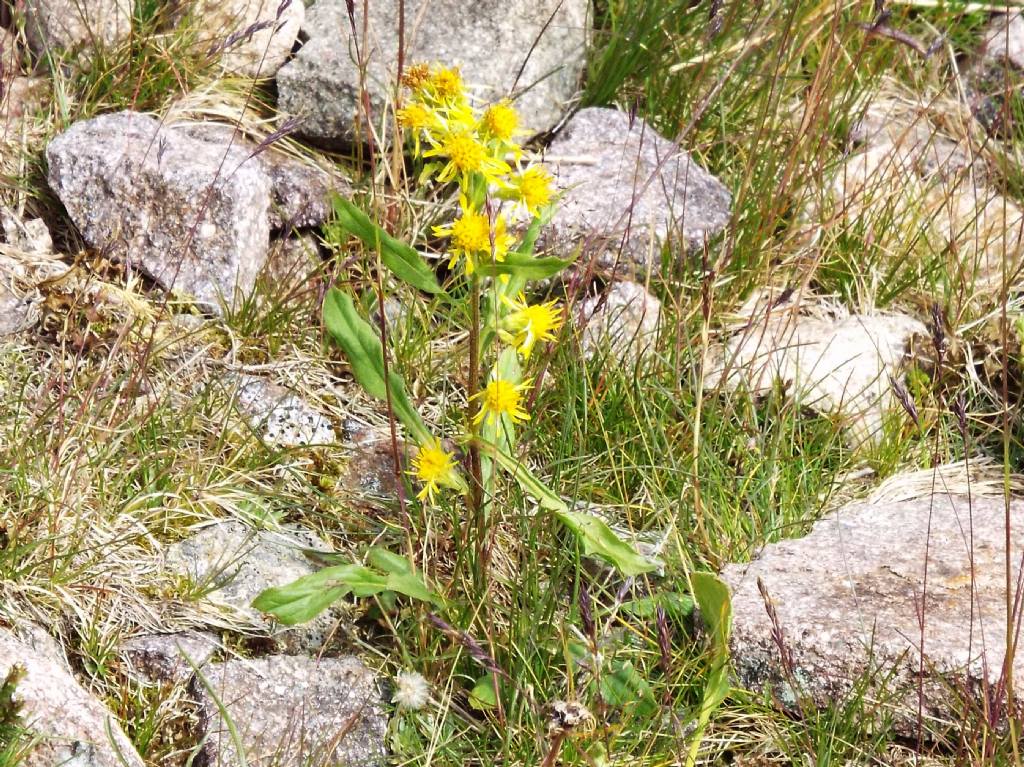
[{"x1": 1, "y1": 0, "x2": 1023, "y2": 765}]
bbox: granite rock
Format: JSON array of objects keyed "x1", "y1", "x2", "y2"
[
  {"x1": 195, "y1": 655, "x2": 386, "y2": 767},
  {"x1": 277, "y1": 0, "x2": 589, "y2": 144},
  {"x1": 164, "y1": 521, "x2": 342, "y2": 652},
  {"x1": 578, "y1": 280, "x2": 661, "y2": 365},
  {"x1": 533, "y1": 108, "x2": 731, "y2": 276},
  {"x1": 120, "y1": 631, "x2": 221, "y2": 685},
  {"x1": 0, "y1": 627, "x2": 145, "y2": 767},
  {"x1": 46, "y1": 111, "x2": 272, "y2": 314},
  {"x1": 23, "y1": 0, "x2": 132, "y2": 57},
  {"x1": 171, "y1": 121, "x2": 344, "y2": 230},
  {"x1": 704, "y1": 302, "x2": 925, "y2": 445},
  {"x1": 722, "y1": 492, "x2": 1024, "y2": 733},
  {"x1": 230, "y1": 373, "x2": 336, "y2": 447},
  {"x1": 191, "y1": 0, "x2": 304, "y2": 78}
]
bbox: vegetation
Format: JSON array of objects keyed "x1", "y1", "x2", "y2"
[{"x1": 1, "y1": 0, "x2": 1023, "y2": 765}]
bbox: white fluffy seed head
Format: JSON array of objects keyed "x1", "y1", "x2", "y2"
[{"x1": 393, "y1": 670, "x2": 430, "y2": 710}]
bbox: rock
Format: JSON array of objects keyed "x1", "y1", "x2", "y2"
[
  {"x1": 171, "y1": 121, "x2": 343, "y2": 230},
  {"x1": 164, "y1": 520, "x2": 342, "y2": 653},
  {"x1": 533, "y1": 108, "x2": 731, "y2": 276},
  {"x1": 578, "y1": 281, "x2": 661, "y2": 365},
  {"x1": 704, "y1": 301, "x2": 925, "y2": 445},
  {"x1": 194, "y1": 655, "x2": 386, "y2": 767},
  {"x1": 1, "y1": 207, "x2": 53, "y2": 254},
  {"x1": 0, "y1": 287, "x2": 32, "y2": 335},
  {"x1": 980, "y1": 12, "x2": 1024, "y2": 69},
  {"x1": 1, "y1": 76, "x2": 48, "y2": 137},
  {"x1": 277, "y1": 0, "x2": 589, "y2": 144},
  {"x1": 46, "y1": 111, "x2": 272, "y2": 314},
  {"x1": 810, "y1": 98, "x2": 1020, "y2": 299},
  {"x1": 722, "y1": 491, "x2": 1024, "y2": 733},
  {"x1": 191, "y1": 0, "x2": 304, "y2": 78},
  {"x1": 262, "y1": 234, "x2": 321, "y2": 286},
  {"x1": 230, "y1": 373, "x2": 336, "y2": 447},
  {"x1": 1, "y1": 26, "x2": 18, "y2": 79},
  {"x1": 0, "y1": 627, "x2": 145, "y2": 767},
  {"x1": 120, "y1": 631, "x2": 220, "y2": 685},
  {"x1": 22, "y1": 0, "x2": 132, "y2": 57},
  {"x1": 339, "y1": 430, "x2": 401, "y2": 504}
]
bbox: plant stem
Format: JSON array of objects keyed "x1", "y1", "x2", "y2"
[{"x1": 467, "y1": 273, "x2": 485, "y2": 565}]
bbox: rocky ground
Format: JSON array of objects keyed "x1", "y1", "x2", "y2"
[{"x1": 1, "y1": 1, "x2": 1024, "y2": 766}]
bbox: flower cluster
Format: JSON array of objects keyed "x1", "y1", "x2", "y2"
[{"x1": 400, "y1": 64, "x2": 565, "y2": 505}]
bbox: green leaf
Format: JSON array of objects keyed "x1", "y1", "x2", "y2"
[
  {"x1": 600, "y1": 660, "x2": 657, "y2": 717},
  {"x1": 252, "y1": 565, "x2": 357, "y2": 625},
  {"x1": 692, "y1": 572, "x2": 731, "y2": 655},
  {"x1": 323, "y1": 288, "x2": 432, "y2": 445},
  {"x1": 474, "y1": 252, "x2": 572, "y2": 281},
  {"x1": 468, "y1": 675, "x2": 499, "y2": 710},
  {"x1": 685, "y1": 572, "x2": 733, "y2": 767},
  {"x1": 554, "y1": 510, "x2": 661, "y2": 576},
  {"x1": 385, "y1": 571, "x2": 437, "y2": 604},
  {"x1": 331, "y1": 195, "x2": 442, "y2": 295},
  {"x1": 484, "y1": 443, "x2": 567, "y2": 513},
  {"x1": 619, "y1": 591, "x2": 695, "y2": 620},
  {"x1": 336, "y1": 565, "x2": 391, "y2": 597},
  {"x1": 367, "y1": 547, "x2": 412, "y2": 575}
]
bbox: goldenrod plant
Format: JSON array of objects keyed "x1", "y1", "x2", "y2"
[{"x1": 255, "y1": 64, "x2": 663, "y2": 620}]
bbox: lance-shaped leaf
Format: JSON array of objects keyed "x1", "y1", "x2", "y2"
[
  {"x1": 554, "y1": 509, "x2": 662, "y2": 576},
  {"x1": 474, "y1": 252, "x2": 572, "y2": 281},
  {"x1": 332, "y1": 195, "x2": 443, "y2": 295},
  {"x1": 252, "y1": 565, "x2": 357, "y2": 625},
  {"x1": 323, "y1": 288, "x2": 431, "y2": 445}
]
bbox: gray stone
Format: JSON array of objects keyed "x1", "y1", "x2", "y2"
[
  {"x1": 277, "y1": 0, "x2": 589, "y2": 144},
  {"x1": 189, "y1": 0, "x2": 304, "y2": 78},
  {"x1": 46, "y1": 111, "x2": 272, "y2": 314},
  {"x1": 121, "y1": 631, "x2": 220, "y2": 685},
  {"x1": 980, "y1": 12, "x2": 1024, "y2": 69},
  {"x1": 262, "y1": 234, "x2": 321, "y2": 286},
  {"x1": 23, "y1": 0, "x2": 132, "y2": 57},
  {"x1": 230, "y1": 373, "x2": 336, "y2": 447},
  {"x1": 0, "y1": 627, "x2": 145, "y2": 767},
  {"x1": 704, "y1": 303, "x2": 925, "y2": 445},
  {"x1": 164, "y1": 521, "x2": 341, "y2": 653},
  {"x1": 195, "y1": 655, "x2": 386, "y2": 767},
  {"x1": 578, "y1": 280, "x2": 661, "y2": 365},
  {"x1": 534, "y1": 108, "x2": 731, "y2": 276},
  {"x1": 2, "y1": 207, "x2": 53, "y2": 254},
  {"x1": 0, "y1": 76, "x2": 48, "y2": 137},
  {"x1": 722, "y1": 492, "x2": 1024, "y2": 732},
  {"x1": 171, "y1": 121, "x2": 345, "y2": 230},
  {"x1": 0, "y1": 286, "x2": 33, "y2": 335}
]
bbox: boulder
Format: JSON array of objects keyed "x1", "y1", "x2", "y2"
[
  {"x1": 163, "y1": 520, "x2": 343, "y2": 652},
  {"x1": 704, "y1": 298, "x2": 925, "y2": 445},
  {"x1": 194, "y1": 655, "x2": 386, "y2": 767},
  {"x1": 534, "y1": 108, "x2": 731, "y2": 276},
  {"x1": 46, "y1": 111, "x2": 272, "y2": 314},
  {"x1": 230, "y1": 373, "x2": 336, "y2": 447},
  {"x1": 980, "y1": 12, "x2": 1024, "y2": 69},
  {"x1": 190, "y1": 0, "x2": 304, "y2": 78},
  {"x1": 0, "y1": 628, "x2": 145, "y2": 767},
  {"x1": 171, "y1": 121, "x2": 344, "y2": 230},
  {"x1": 22, "y1": 0, "x2": 132, "y2": 57},
  {"x1": 277, "y1": 0, "x2": 589, "y2": 144},
  {"x1": 723, "y1": 491, "x2": 1024, "y2": 733},
  {"x1": 578, "y1": 280, "x2": 661, "y2": 365},
  {"x1": 120, "y1": 631, "x2": 221, "y2": 685}
]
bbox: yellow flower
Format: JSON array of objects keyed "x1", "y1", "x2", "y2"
[
  {"x1": 410, "y1": 438, "x2": 460, "y2": 503},
  {"x1": 509, "y1": 165, "x2": 554, "y2": 215},
  {"x1": 481, "y1": 100, "x2": 520, "y2": 143},
  {"x1": 433, "y1": 198, "x2": 514, "y2": 274},
  {"x1": 429, "y1": 66, "x2": 464, "y2": 101},
  {"x1": 401, "y1": 63, "x2": 431, "y2": 93},
  {"x1": 501, "y1": 294, "x2": 564, "y2": 359},
  {"x1": 397, "y1": 102, "x2": 434, "y2": 131},
  {"x1": 423, "y1": 128, "x2": 511, "y2": 187},
  {"x1": 472, "y1": 377, "x2": 533, "y2": 425}
]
